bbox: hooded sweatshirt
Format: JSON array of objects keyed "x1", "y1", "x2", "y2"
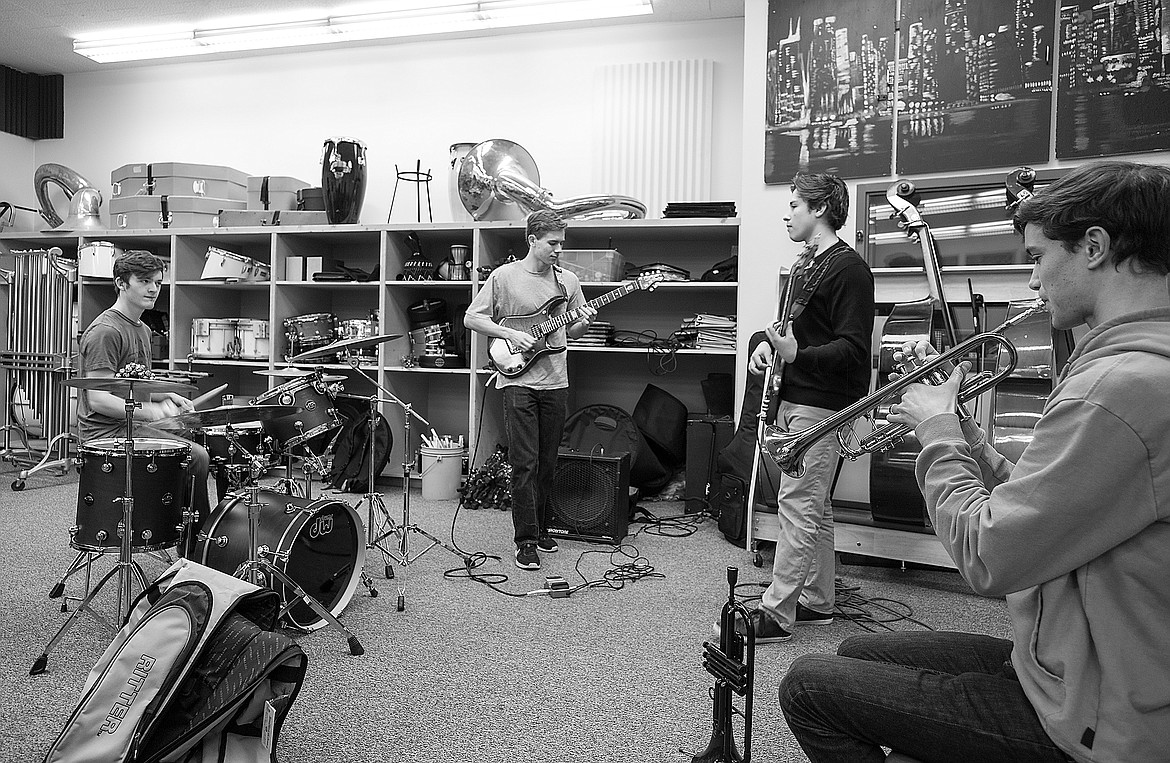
[{"x1": 912, "y1": 307, "x2": 1170, "y2": 763}]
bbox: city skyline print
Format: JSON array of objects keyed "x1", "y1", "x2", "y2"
[
  {"x1": 896, "y1": 0, "x2": 1054, "y2": 174},
  {"x1": 764, "y1": 0, "x2": 1055, "y2": 182},
  {"x1": 765, "y1": 0, "x2": 897, "y2": 181},
  {"x1": 1056, "y1": 0, "x2": 1170, "y2": 158}
]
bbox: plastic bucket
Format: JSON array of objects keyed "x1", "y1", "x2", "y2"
[{"x1": 420, "y1": 446, "x2": 464, "y2": 500}]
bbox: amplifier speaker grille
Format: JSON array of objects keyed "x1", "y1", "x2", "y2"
[{"x1": 547, "y1": 450, "x2": 631, "y2": 545}]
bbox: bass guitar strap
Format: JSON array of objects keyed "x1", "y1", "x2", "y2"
[{"x1": 787, "y1": 241, "x2": 849, "y2": 323}]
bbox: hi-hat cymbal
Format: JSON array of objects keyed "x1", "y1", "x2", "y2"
[
  {"x1": 64, "y1": 377, "x2": 196, "y2": 395},
  {"x1": 156, "y1": 404, "x2": 302, "y2": 430},
  {"x1": 254, "y1": 368, "x2": 315, "y2": 378},
  {"x1": 288, "y1": 333, "x2": 402, "y2": 362}
]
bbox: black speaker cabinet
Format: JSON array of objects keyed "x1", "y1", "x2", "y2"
[{"x1": 547, "y1": 450, "x2": 631, "y2": 545}]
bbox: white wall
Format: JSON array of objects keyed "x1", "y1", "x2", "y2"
[
  {"x1": 0, "y1": 131, "x2": 38, "y2": 229},
  {"x1": 25, "y1": 19, "x2": 743, "y2": 227}
]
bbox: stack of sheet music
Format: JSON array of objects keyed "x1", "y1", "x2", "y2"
[
  {"x1": 662, "y1": 201, "x2": 737, "y2": 218},
  {"x1": 569, "y1": 320, "x2": 615, "y2": 347},
  {"x1": 677, "y1": 314, "x2": 736, "y2": 350}
]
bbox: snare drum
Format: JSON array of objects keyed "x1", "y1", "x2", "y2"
[
  {"x1": 197, "y1": 490, "x2": 363, "y2": 631},
  {"x1": 337, "y1": 318, "x2": 379, "y2": 360},
  {"x1": 201, "y1": 422, "x2": 266, "y2": 465},
  {"x1": 284, "y1": 313, "x2": 337, "y2": 361},
  {"x1": 202, "y1": 246, "x2": 255, "y2": 280},
  {"x1": 74, "y1": 438, "x2": 190, "y2": 552},
  {"x1": 234, "y1": 318, "x2": 271, "y2": 360},
  {"x1": 253, "y1": 374, "x2": 343, "y2": 454},
  {"x1": 78, "y1": 241, "x2": 124, "y2": 278},
  {"x1": 191, "y1": 318, "x2": 237, "y2": 359}
]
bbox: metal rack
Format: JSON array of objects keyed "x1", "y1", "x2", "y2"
[{"x1": 1, "y1": 247, "x2": 78, "y2": 489}]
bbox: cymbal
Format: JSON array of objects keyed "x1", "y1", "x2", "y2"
[
  {"x1": 254, "y1": 368, "x2": 314, "y2": 378},
  {"x1": 64, "y1": 377, "x2": 196, "y2": 395},
  {"x1": 253, "y1": 368, "x2": 349, "y2": 383},
  {"x1": 288, "y1": 333, "x2": 402, "y2": 362},
  {"x1": 157, "y1": 404, "x2": 302, "y2": 429}
]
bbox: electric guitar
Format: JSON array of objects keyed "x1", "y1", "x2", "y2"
[{"x1": 488, "y1": 272, "x2": 664, "y2": 377}]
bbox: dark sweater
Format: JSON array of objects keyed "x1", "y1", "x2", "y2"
[{"x1": 780, "y1": 240, "x2": 875, "y2": 411}]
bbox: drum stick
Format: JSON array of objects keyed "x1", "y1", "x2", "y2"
[{"x1": 191, "y1": 384, "x2": 229, "y2": 408}]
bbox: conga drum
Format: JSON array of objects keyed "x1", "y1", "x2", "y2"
[{"x1": 321, "y1": 137, "x2": 367, "y2": 224}]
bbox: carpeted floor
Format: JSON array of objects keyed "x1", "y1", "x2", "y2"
[{"x1": 0, "y1": 464, "x2": 1011, "y2": 763}]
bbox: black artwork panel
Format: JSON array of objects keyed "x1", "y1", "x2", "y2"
[
  {"x1": 1055, "y1": 0, "x2": 1170, "y2": 159},
  {"x1": 896, "y1": 0, "x2": 1054, "y2": 175},
  {"x1": 764, "y1": 0, "x2": 897, "y2": 182}
]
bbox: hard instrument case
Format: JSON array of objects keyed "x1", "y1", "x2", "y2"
[
  {"x1": 247, "y1": 176, "x2": 310, "y2": 211},
  {"x1": 110, "y1": 162, "x2": 249, "y2": 201},
  {"x1": 109, "y1": 195, "x2": 246, "y2": 229}
]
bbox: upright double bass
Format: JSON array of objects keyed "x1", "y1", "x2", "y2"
[{"x1": 868, "y1": 180, "x2": 960, "y2": 528}]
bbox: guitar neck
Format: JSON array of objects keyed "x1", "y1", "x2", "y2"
[{"x1": 533, "y1": 282, "x2": 639, "y2": 336}]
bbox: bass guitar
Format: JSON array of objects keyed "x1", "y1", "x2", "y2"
[{"x1": 488, "y1": 272, "x2": 664, "y2": 377}]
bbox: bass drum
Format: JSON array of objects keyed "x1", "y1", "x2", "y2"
[{"x1": 197, "y1": 490, "x2": 363, "y2": 631}]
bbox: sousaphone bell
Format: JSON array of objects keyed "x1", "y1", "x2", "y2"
[
  {"x1": 457, "y1": 138, "x2": 646, "y2": 221},
  {"x1": 34, "y1": 162, "x2": 105, "y2": 231}
]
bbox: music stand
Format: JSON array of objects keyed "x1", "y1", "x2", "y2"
[
  {"x1": 32, "y1": 376, "x2": 194, "y2": 675},
  {"x1": 291, "y1": 335, "x2": 470, "y2": 611}
]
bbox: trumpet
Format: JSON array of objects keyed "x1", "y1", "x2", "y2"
[{"x1": 762, "y1": 299, "x2": 1047, "y2": 478}]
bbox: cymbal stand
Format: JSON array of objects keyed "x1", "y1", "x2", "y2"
[
  {"x1": 32, "y1": 381, "x2": 149, "y2": 675},
  {"x1": 343, "y1": 357, "x2": 470, "y2": 611},
  {"x1": 228, "y1": 484, "x2": 364, "y2": 656}
]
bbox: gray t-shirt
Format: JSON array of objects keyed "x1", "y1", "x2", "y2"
[
  {"x1": 77, "y1": 308, "x2": 152, "y2": 442},
  {"x1": 467, "y1": 261, "x2": 585, "y2": 389}
]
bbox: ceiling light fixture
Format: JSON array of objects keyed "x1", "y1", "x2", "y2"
[{"x1": 73, "y1": 0, "x2": 654, "y2": 63}]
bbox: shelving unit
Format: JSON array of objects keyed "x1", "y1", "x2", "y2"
[{"x1": 1, "y1": 218, "x2": 740, "y2": 483}]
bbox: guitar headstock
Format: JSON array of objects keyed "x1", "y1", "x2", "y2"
[
  {"x1": 635, "y1": 272, "x2": 667, "y2": 292},
  {"x1": 885, "y1": 179, "x2": 925, "y2": 233},
  {"x1": 1005, "y1": 167, "x2": 1036, "y2": 212}
]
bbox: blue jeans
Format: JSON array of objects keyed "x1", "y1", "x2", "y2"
[
  {"x1": 503, "y1": 386, "x2": 568, "y2": 547},
  {"x1": 779, "y1": 631, "x2": 1074, "y2": 762},
  {"x1": 760, "y1": 401, "x2": 839, "y2": 628}
]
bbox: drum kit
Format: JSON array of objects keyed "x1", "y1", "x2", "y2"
[
  {"x1": 31, "y1": 362, "x2": 378, "y2": 672},
  {"x1": 287, "y1": 332, "x2": 470, "y2": 611}
]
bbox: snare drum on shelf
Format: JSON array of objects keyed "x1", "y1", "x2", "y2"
[
  {"x1": 284, "y1": 313, "x2": 337, "y2": 361},
  {"x1": 78, "y1": 241, "x2": 124, "y2": 278},
  {"x1": 191, "y1": 318, "x2": 237, "y2": 359},
  {"x1": 337, "y1": 318, "x2": 379, "y2": 360},
  {"x1": 234, "y1": 319, "x2": 270, "y2": 360},
  {"x1": 202, "y1": 246, "x2": 264, "y2": 281}
]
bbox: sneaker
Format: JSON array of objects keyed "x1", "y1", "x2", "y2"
[
  {"x1": 711, "y1": 609, "x2": 792, "y2": 644},
  {"x1": 515, "y1": 543, "x2": 540, "y2": 570},
  {"x1": 537, "y1": 536, "x2": 559, "y2": 553},
  {"x1": 795, "y1": 604, "x2": 834, "y2": 626}
]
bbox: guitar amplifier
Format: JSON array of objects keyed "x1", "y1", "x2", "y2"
[{"x1": 547, "y1": 450, "x2": 631, "y2": 544}]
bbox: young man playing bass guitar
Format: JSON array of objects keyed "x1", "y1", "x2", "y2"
[
  {"x1": 719, "y1": 172, "x2": 874, "y2": 643},
  {"x1": 465, "y1": 210, "x2": 596, "y2": 570}
]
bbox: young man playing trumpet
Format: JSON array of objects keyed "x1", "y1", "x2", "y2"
[{"x1": 779, "y1": 161, "x2": 1170, "y2": 762}]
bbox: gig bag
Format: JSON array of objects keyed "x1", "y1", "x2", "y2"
[{"x1": 43, "y1": 559, "x2": 307, "y2": 763}]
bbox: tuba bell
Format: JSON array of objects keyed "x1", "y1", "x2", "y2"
[
  {"x1": 34, "y1": 162, "x2": 105, "y2": 231},
  {"x1": 457, "y1": 138, "x2": 646, "y2": 221}
]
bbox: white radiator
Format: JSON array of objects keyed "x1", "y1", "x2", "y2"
[{"x1": 593, "y1": 59, "x2": 714, "y2": 219}]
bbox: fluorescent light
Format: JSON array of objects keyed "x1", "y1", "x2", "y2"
[{"x1": 73, "y1": 0, "x2": 654, "y2": 63}]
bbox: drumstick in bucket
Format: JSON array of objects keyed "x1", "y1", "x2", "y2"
[{"x1": 190, "y1": 383, "x2": 229, "y2": 409}]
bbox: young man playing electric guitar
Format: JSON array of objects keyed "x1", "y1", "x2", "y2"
[
  {"x1": 465, "y1": 210, "x2": 596, "y2": 570},
  {"x1": 720, "y1": 172, "x2": 874, "y2": 642}
]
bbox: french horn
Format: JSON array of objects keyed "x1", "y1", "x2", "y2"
[
  {"x1": 457, "y1": 138, "x2": 647, "y2": 221},
  {"x1": 34, "y1": 162, "x2": 105, "y2": 230}
]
